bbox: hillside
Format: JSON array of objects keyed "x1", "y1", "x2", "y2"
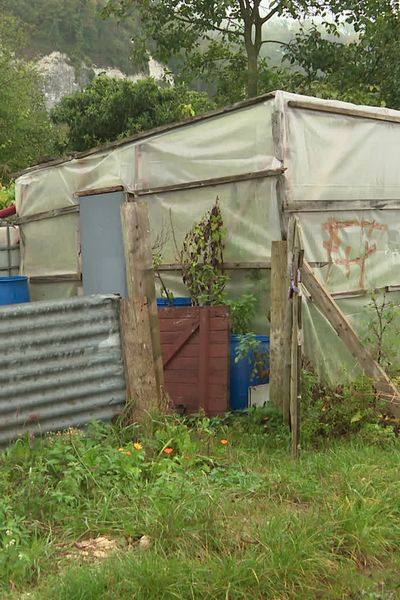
[{"x1": 0, "y1": 0, "x2": 142, "y2": 75}]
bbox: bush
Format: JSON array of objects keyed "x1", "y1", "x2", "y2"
[{"x1": 301, "y1": 370, "x2": 394, "y2": 445}]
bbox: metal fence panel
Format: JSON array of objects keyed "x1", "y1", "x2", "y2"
[{"x1": 0, "y1": 294, "x2": 126, "y2": 447}]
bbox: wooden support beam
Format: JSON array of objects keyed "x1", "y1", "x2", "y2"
[
  {"x1": 120, "y1": 202, "x2": 165, "y2": 417},
  {"x1": 270, "y1": 241, "x2": 289, "y2": 413},
  {"x1": 119, "y1": 298, "x2": 159, "y2": 421},
  {"x1": 302, "y1": 260, "x2": 400, "y2": 417},
  {"x1": 288, "y1": 219, "x2": 304, "y2": 459}
]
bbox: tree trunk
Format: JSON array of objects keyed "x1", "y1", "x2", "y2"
[{"x1": 246, "y1": 46, "x2": 258, "y2": 98}]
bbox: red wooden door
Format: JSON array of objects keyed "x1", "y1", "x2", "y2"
[{"x1": 158, "y1": 306, "x2": 230, "y2": 416}]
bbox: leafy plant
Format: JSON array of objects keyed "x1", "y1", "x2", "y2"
[
  {"x1": 0, "y1": 181, "x2": 15, "y2": 210},
  {"x1": 300, "y1": 369, "x2": 394, "y2": 445},
  {"x1": 179, "y1": 197, "x2": 228, "y2": 306},
  {"x1": 362, "y1": 290, "x2": 400, "y2": 375},
  {"x1": 234, "y1": 332, "x2": 269, "y2": 383},
  {"x1": 225, "y1": 294, "x2": 257, "y2": 335}
]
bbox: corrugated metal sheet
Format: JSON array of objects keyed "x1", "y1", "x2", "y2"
[{"x1": 0, "y1": 294, "x2": 126, "y2": 447}]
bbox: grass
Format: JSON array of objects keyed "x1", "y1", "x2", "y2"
[{"x1": 0, "y1": 409, "x2": 399, "y2": 599}]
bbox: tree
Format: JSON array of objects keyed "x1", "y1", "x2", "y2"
[
  {"x1": 104, "y1": 0, "x2": 398, "y2": 100},
  {"x1": 0, "y1": 16, "x2": 56, "y2": 181},
  {"x1": 284, "y1": 9, "x2": 400, "y2": 109},
  {"x1": 51, "y1": 77, "x2": 215, "y2": 153}
]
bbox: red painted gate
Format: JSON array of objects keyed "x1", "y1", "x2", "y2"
[{"x1": 158, "y1": 306, "x2": 230, "y2": 416}]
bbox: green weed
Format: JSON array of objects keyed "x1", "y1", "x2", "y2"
[{"x1": 0, "y1": 413, "x2": 399, "y2": 599}]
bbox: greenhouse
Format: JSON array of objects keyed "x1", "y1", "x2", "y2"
[{"x1": 14, "y1": 90, "x2": 400, "y2": 385}]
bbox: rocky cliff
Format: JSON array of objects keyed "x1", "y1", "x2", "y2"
[{"x1": 36, "y1": 52, "x2": 171, "y2": 109}]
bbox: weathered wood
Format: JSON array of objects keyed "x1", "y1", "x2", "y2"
[
  {"x1": 136, "y1": 168, "x2": 285, "y2": 197},
  {"x1": 198, "y1": 308, "x2": 210, "y2": 412},
  {"x1": 288, "y1": 219, "x2": 304, "y2": 459},
  {"x1": 157, "y1": 261, "x2": 271, "y2": 271},
  {"x1": 288, "y1": 99, "x2": 400, "y2": 125},
  {"x1": 302, "y1": 260, "x2": 400, "y2": 416},
  {"x1": 75, "y1": 186, "x2": 124, "y2": 198},
  {"x1": 121, "y1": 201, "x2": 164, "y2": 410},
  {"x1": 29, "y1": 273, "x2": 81, "y2": 283},
  {"x1": 16, "y1": 205, "x2": 79, "y2": 225},
  {"x1": 285, "y1": 199, "x2": 400, "y2": 213},
  {"x1": 158, "y1": 305, "x2": 230, "y2": 416},
  {"x1": 270, "y1": 241, "x2": 289, "y2": 412},
  {"x1": 162, "y1": 318, "x2": 199, "y2": 367},
  {"x1": 119, "y1": 298, "x2": 159, "y2": 420}
]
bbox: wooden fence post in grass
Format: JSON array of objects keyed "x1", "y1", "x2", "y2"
[
  {"x1": 270, "y1": 241, "x2": 289, "y2": 417},
  {"x1": 120, "y1": 201, "x2": 165, "y2": 420},
  {"x1": 288, "y1": 217, "x2": 304, "y2": 459}
]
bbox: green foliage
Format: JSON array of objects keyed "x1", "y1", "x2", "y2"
[
  {"x1": 225, "y1": 293, "x2": 258, "y2": 335},
  {"x1": 300, "y1": 370, "x2": 395, "y2": 444},
  {"x1": 234, "y1": 332, "x2": 270, "y2": 382},
  {"x1": 0, "y1": 0, "x2": 143, "y2": 74},
  {"x1": 0, "y1": 181, "x2": 15, "y2": 209},
  {"x1": 0, "y1": 16, "x2": 57, "y2": 180},
  {"x1": 284, "y1": 9, "x2": 400, "y2": 110},
  {"x1": 104, "y1": 1, "x2": 400, "y2": 103},
  {"x1": 1, "y1": 415, "x2": 400, "y2": 599},
  {"x1": 362, "y1": 290, "x2": 400, "y2": 375},
  {"x1": 51, "y1": 76, "x2": 214, "y2": 153},
  {"x1": 180, "y1": 197, "x2": 228, "y2": 306}
]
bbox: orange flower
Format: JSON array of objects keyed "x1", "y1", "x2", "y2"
[
  {"x1": 220, "y1": 439, "x2": 229, "y2": 445},
  {"x1": 163, "y1": 447, "x2": 174, "y2": 455},
  {"x1": 126, "y1": 450, "x2": 132, "y2": 456},
  {"x1": 134, "y1": 442, "x2": 143, "y2": 450}
]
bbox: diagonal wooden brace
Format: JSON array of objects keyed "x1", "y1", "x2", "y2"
[{"x1": 302, "y1": 260, "x2": 400, "y2": 417}]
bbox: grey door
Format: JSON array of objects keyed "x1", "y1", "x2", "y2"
[{"x1": 79, "y1": 192, "x2": 127, "y2": 296}]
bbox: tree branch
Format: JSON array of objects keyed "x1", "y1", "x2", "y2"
[
  {"x1": 172, "y1": 12, "x2": 242, "y2": 37},
  {"x1": 261, "y1": 2, "x2": 283, "y2": 24},
  {"x1": 260, "y1": 39, "x2": 290, "y2": 47}
]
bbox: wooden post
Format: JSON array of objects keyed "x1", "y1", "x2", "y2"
[
  {"x1": 270, "y1": 241, "x2": 289, "y2": 415},
  {"x1": 120, "y1": 201, "x2": 164, "y2": 418},
  {"x1": 288, "y1": 217, "x2": 304, "y2": 459},
  {"x1": 302, "y1": 260, "x2": 400, "y2": 417},
  {"x1": 119, "y1": 298, "x2": 159, "y2": 420}
]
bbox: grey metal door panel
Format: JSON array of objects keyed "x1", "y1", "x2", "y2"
[{"x1": 79, "y1": 192, "x2": 127, "y2": 296}]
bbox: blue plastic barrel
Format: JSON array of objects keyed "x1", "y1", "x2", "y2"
[
  {"x1": 230, "y1": 334, "x2": 270, "y2": 411},
  {"x1": 157, "y1": 297, "x2": 192, "y2": 307},
  {"x1": 0, "y1": 276, "x2": 30, "y2": 306}
]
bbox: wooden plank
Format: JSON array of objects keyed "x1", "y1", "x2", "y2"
[
  {"x1": 270, "y1": 241, "x2": 288, "y2": 412},
  {"x1": 285, "y1": 199, "x2": 400, "y2": 213},
  {"x1": 302, "y1": 259, "x2": 400, "y2": 416},
  {"x1": 198, "y1": 308, "x2": 209, "y2": 412},
  {"x1": 162, "y1": 318, "x2": 200, "y2": 367},
  {"x1": 161, "y1": 343, "x2": 227, "y2": 359},
  {"x1": 16, "y1": 205, "x2": 79, "y2": 225},
  {"x1": 157, "y1": 261, "x2": 271, "y2": 271},
  {"x1": 136, "y1": 168, "x2": 285, "y2": 197},
  {"x1": 119, "y1": 298, "x2": 159, "y2": 421},
  {"x1": 75, "y1": 185, "x2": 124, "y2": 198},
  {"x1": 121, "y1": 202, "x2": 164, "y2": 411},
  {"x1": 288, "y1": 99, "x2": 400, "y2": 125},
  {"x1": 29, "y1": 273, "x2": 81, "y2": 283},
  {"x1": 289, "y1": 220, "x2": 303, "y2": 459}
]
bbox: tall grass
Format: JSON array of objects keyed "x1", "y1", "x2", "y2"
[{"x1": 1, "y1": 411, "x2": 399, "y2": 599}]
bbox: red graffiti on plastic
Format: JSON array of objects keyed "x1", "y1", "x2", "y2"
[{"x1": 323, "y1": 218, "x2": 388, "y2": 288}]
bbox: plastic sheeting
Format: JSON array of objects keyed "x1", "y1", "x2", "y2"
[{"x1": 15, "y1": 91, "x2": 400, "y2": 385}]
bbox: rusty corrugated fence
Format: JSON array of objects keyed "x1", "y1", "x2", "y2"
[{"x1": 0, "y1": 294, "x2": 126, "y2": 447}]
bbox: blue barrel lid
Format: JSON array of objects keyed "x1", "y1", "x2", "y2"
[{"x1": 0, "y1": 276, "x2": 29, "y2": 282}]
